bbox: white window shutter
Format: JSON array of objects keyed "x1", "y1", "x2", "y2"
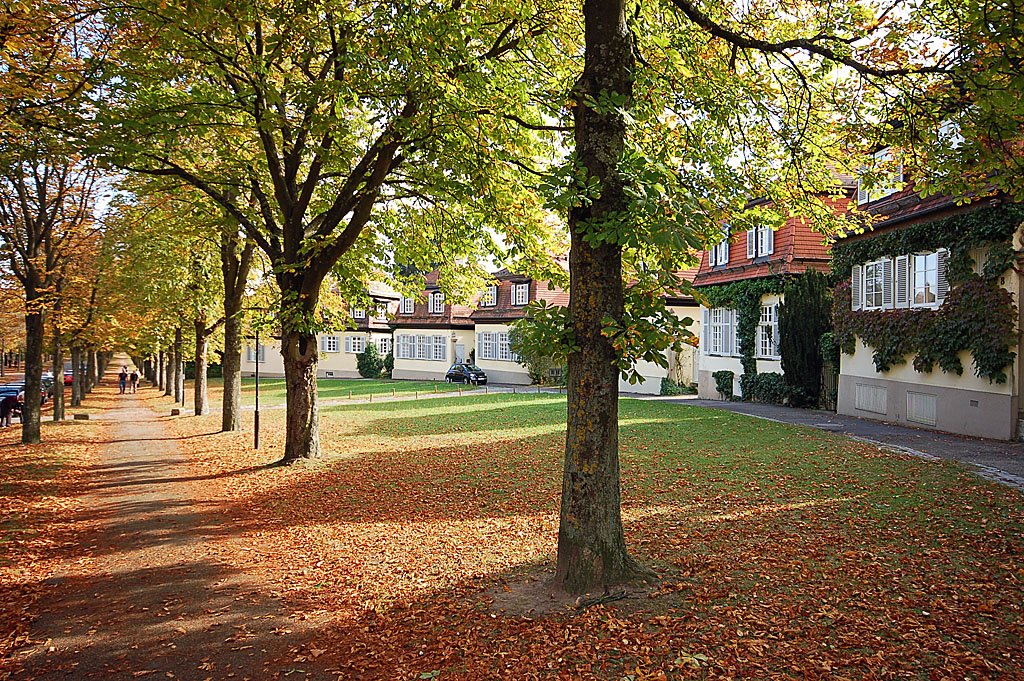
[
  {"x1": 851, "y1": 265, "x2": 862, "y2": 310},
  {"x1": 343, "y1": 336, "x2": 351, "y2": 353},
  {"x1": 895, "y1": 255, "x2": 910, "y2": 308},
  {"x1": 882, "y1": 259, "x2": 894, "y2": 309},
  {"x1": 937, "y1": 249, "x2": 950, "y2": 303},
  {"x1": 766, "y1": 227, "x2": 774, "y2": 255},
  {"x1": 709, "y1": 248, "x2": 717, "y2": 267},
  {"x1": 857, "y1": 179, "x2": 869, "y2": 205},
  {"x1": 320, "y1": 336, "x2": 328, "y2": 352},
  {"x1": 746, "y1": 229, "x2": 756, "y2": 258},
  {"x1": 772, "y1": 304, "x2": 780, "y2": 356},
  {"x1": 721, "y1": 233, "x2": 730, "y2": 265},
  {"x1": 701, "y1": 308, "x2": 710, "y2": 355}
]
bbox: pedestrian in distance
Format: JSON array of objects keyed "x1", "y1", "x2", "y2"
[
  {"x1": 118, "y1": 367, "x2": 129, "y2": 394},
  {"x1": 129, "y1": 369, "x2": 139, "y2": 394}
]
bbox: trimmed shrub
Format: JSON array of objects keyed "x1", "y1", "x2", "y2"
[
  {"x1": 382, "y1": 351, "x2": 394, "y2": 378},
  {"x1": 356, "y1": 343, "x2": 384, "y2": 378},
  {"x1": 779, "y1": 270, "x2": 832, "y2": 407},
  {"x1": 712, "y1": 370, "x2": 735, "y2": 400}
]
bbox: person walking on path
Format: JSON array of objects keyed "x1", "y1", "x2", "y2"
[
  {"x1": 129, "y1": 369, "x2": 139, "y2": 394},
  {"x1": 118, "y1": 367, "x2": 128, "y2": 395}
]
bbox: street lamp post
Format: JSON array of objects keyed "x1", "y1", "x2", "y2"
[{"x1": 254, "y1": 324, "x2": 260, "y2": 450}]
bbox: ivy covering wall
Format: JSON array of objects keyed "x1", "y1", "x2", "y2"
[
  {"x1": 832, "y1": 203, "x2": 1023, "y2": 384},
  {"x1": 701, "y1": 277, "x2": 786, "y2": 381}
]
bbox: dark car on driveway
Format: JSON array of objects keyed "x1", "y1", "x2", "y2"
[{"x1": 445, "y1": 363, "x2": 487, "y2": 385}]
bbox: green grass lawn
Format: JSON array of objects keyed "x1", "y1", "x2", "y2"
[
  {"x1": 191, "y1": 376, "x2": 478, "y2": 408},
  {"x1": 180, "y1": 392, "x2": 1024, "y2": 677}
]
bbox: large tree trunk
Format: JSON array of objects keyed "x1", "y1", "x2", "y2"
[
  {"x1": 555, "y1": 0, "x2": 649, "y2": 594},
  {"x1": 221, "y1": 314, "x2": 243, "y2": 431},
  {"x1": 86, "y1": 349, "x2": 96, "y2": 393},
  {"x1": 194, "y1": 318, "x2": 209, "y2": 415},
  {"x1": 220, "y1": 231, "x2": 253, "y2": 432},
  {"x1": 280, "y1": 328, "x2": 321, "y2": 463},
  {"x1": 71, "y1": 346, "x2": 83, "y2": 407},
  {"x1": 173, "y1": 328, "x2": 183, "y2": 404},
  {"x1": 21, "y1": 308, "x2": 44, "y2": 444},
  {"x1": 164, "y1": 346, "x2": 173, "y2": 396},
  {"x1": 52, "y1": 334, "x2": 64, "y2": 422},
  {"x1": 157, "y1": 349, "x2": 165, "y2": 391}
]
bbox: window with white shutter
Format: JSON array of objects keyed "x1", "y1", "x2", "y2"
[
  {"x1": 348, "y1": 336, "x2": 365, "y2": 354},
  {"x1": 397, "y1": 335, "x2": 412, "y2": 359},
  {"x1": 757, "y1": 305, "x2": 779, "y2": 359},
  {"x1": 497, "y1": 333, "x2": 512, "y2": 361},
  {"x1": 863, "y1": 260, "x2": 886, "y2": 310},
  {"x1": 352, "y1": 308, "x2": 366, "y2": 319},
  {"x1": 428, "y1": 292, "x2": 445, "y2": 314},
  {"x1": 377, "y1": 337, "x2": 392, "y2": 356},
  {"x1": 323, "y1": 335, "x2": 340, "y2": 353},
  {"x1": 481, "y1": 285, "x2": 497, "y2": 306},
  {"x1": 341, "y1": 336, "x2": 350, "y2": 353},
  {"x1": 512, "y1": 283, "x2": 529, "y2": 306},
  {"x1": 480, "y1": 332, "x2": 495, "y2": 360},
  {"x1": 400, "y1": 297, "x2": 415, "y2": 314},
  {"x1": 432, "y1": 336, "x2": 446, "y2": 361},
  {"x1": 746, "y1": 229, "x2": 756, "y2": 259},
  {"x1": 757, "y1": 224, "x2": 773, "y2": 256},
  {"x1": 701, "y1": 308, "x2": 710, "y2": 354}
]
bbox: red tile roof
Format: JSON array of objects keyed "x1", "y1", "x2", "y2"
[
  {"x1": 470, "y1": 271, "x2": 568, "y2": 323},
  {"x1": 692, "y1": 196, "x2": 849, "y2": 287}
]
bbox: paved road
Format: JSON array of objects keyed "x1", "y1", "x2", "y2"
[{"x1": 630, "y1": 395, "x2": 1024, "y2": 491}]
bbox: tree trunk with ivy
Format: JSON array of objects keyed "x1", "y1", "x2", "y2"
[{"x1": 556, "y1": 0, "x2": 652, "y2": 594}]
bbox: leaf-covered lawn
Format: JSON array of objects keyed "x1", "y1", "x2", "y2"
[{"x1": 170, "y1": 392, "x2": 1024, "y2": 679}]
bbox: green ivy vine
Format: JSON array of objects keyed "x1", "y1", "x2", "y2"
[
  {"x1": 831, "y1": 202, "x2": 1022, "y2": 383},
  {"x1": 700, "y1": 277, "x2": 786, "y2": 378}
]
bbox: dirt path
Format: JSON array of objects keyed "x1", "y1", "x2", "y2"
[{"x1": 9, "y1": 390, "x2": 332, "y2": 680}]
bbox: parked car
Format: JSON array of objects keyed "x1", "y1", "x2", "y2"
[
  {"x1": 445, "y1": 363, "x2": 487, "y2": 385},
  {"x1": 0, "y1": 381, "x2": 48, "y2": 404},
  {"x1": 63, "y1": 369, "x2": 73, "y2": 386}
]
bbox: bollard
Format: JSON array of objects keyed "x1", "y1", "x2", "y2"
[
  {"x1": 415, "y1": 390, "x2": 419, "y2": 399},
  {"x1": 512, "y1": 387, "x2": 516, "y2": 394},
  {"x1": 459, "y1": 386, "x2": 463, "y2": 396},
  {"x1": 349, "y1": 390, "x2": 352, "y2": 399},
  {"x1": 434, "y1": 383, "x2": 438, "y2": 394},
  {"x1": 392, "y1": 388, "x2": 396, "y2": 397},
  {"x1": 484, "y1": 385, "x2": 488, "y2": 394},
  {"x1": 537, "y1": 385, "x2": 541, "y2": 393},
  {"x1": 369, "y1": 392, "x2": 373, "y2": 402}
]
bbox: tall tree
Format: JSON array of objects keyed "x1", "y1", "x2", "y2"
[
  {"x1": 0, "y1": 138, "x2": 98, "y2": 442},
  {"x1": 96, "y1": 0, "x2": 566, "y2": 463}
]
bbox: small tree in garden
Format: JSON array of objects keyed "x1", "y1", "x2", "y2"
[
  {"x1": 356, "y1": 344, "x2": 384, "y2": 379},
  {"x1": 779, "y1": 271, "x2": 832, "y2": 407},
  {"x1": 509, "y1": 320, "x2": 560, "y2": 385},
  {"x1": 382, "y1": 352, "x2": 394, "y2": 379}
]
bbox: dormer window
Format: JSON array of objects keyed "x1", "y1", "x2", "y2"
[
  {"x1": 400, "y1": 297, "x2": 414, "y2": 314},
  {"x1": 512, "y1": 283, "x2": 529, "y2": 306},
  {"x1": 745, "y1": 224, "x2": 774, "y2": 259},
  {"x1": 352, "y1": 308, "x2": 365, "y2": 319},
  {"x1": 428, "y1": 291, "x2": 445, "y2": 314},
  {"x1": 480, "y1": 285, "x2": 497, "y2": 307},
  {"x1": 708, "y1": 226, "x2": 730, "y2": 267},
  {"x1": 858, "y1": 148, "x2": 904, "y2": 205}
]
